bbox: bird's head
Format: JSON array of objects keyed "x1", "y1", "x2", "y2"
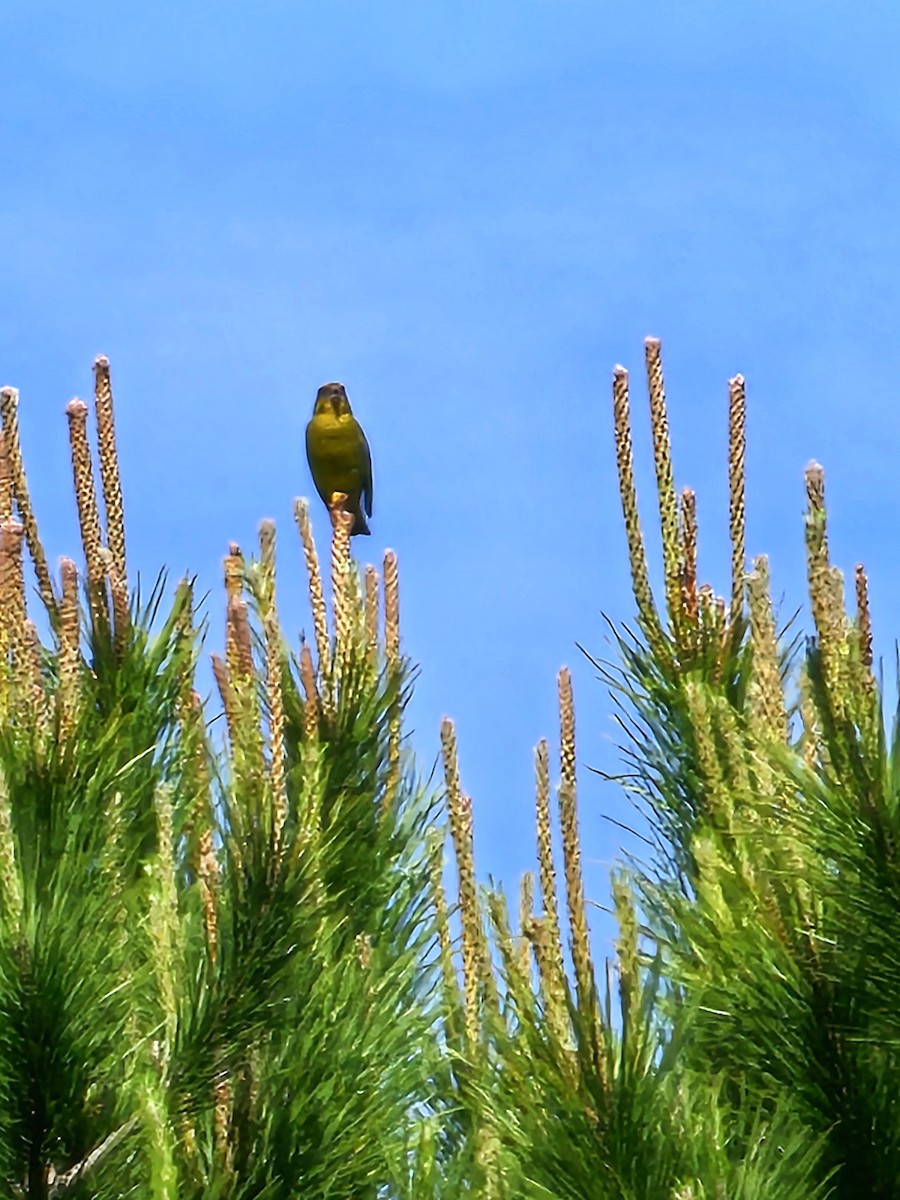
[{"x1": 314, "y1": 382, "x2": 352, "y2": 417}]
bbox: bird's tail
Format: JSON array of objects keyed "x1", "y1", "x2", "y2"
[{"x1": 350, "y1": 507, "x2": 371, "y2": 537}]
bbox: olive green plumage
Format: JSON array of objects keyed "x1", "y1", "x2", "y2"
[{"x1": 305, "y1": 382, "x2": 373, "y2": 536}]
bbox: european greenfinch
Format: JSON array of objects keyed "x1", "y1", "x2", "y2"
[{"x1": 305, "y1": 382, "x2": 373, "y2": 536}]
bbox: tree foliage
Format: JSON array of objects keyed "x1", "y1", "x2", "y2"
[{"x1": 0, "y1": 339, "x2": 894, "y2": 1198}]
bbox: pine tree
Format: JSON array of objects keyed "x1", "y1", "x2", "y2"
[
  {"x1": 0, "y1": 360, "x2": 443, "y2": 1198},
  {"x1": 3, "y1": 339, "x2": 895, "y2": 1198},
  {"x1": 435, "y1": 339, "x2": 899, "y2": 1198}
]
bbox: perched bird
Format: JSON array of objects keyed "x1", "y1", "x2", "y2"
[{"x1": 305, "y1": 382, "x2": 373, "y2": 536}]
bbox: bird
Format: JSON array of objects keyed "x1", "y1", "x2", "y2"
[{"x1": 305, "y1": 382, "x2": 373, "y2": 536}]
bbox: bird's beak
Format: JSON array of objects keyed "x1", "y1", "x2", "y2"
[{"x1": 330, "y1": 396, "x2": 341, "y2": 414}]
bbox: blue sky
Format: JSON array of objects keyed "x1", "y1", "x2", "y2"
[{"x1": 4, "y1": 0, "x2": 900, "y2": 957}]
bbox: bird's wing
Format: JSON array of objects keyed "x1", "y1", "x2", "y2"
[
  {"x1": 305, "y1": 420, "x2": 330, "y2": 506},
  {"x1": 358, "y1": 422, "x2": 373, "y2": 517}
]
